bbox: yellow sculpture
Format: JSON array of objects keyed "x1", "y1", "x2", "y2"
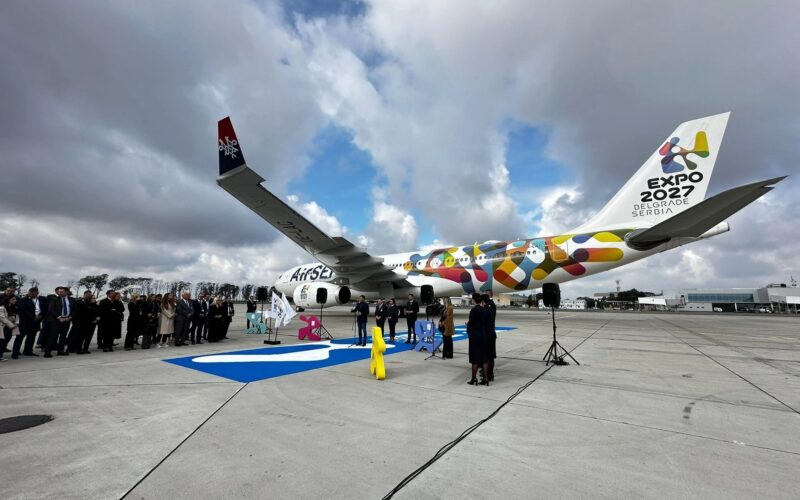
[{"x1": 369, "y1": 326, "x2": 386, "y2": 380}]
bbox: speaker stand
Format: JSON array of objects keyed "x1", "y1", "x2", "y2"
[
  {"x1": 313, "y1": 304, "x2": 334, "y2": 340},
  {"x1": 542, "y1": 306, "x2": 578, "y2": 366}
]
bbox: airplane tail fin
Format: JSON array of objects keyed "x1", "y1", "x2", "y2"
[
  {"x1": 218, "y1": 117, "x2": 246, "y2": 175},
  {"x1": 571, "y1": 112, "x2": 730, "y2": 232},
  {"x1": 626, "y1": 176, "x2": 786, "y2": 249}
]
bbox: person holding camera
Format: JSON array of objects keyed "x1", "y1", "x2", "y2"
[{"x1": 351, "y1": 295, "x2": 369, "y2": 346}]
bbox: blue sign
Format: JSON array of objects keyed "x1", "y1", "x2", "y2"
[{"x1": 165, "y1": 326, "x2": 515, "y2": 383}]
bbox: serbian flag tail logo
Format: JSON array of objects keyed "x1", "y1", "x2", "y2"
[{"x1": 218, "y1": 117, "x2": 246, "y2": 175}]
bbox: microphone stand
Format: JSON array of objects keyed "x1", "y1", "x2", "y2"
[{"x1": 348, "y1": 305, "x2": 358, "y2": 348}]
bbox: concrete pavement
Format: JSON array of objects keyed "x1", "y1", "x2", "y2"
[{"x1": 1, "y1": 307, "x2": 798, "y2": 499}]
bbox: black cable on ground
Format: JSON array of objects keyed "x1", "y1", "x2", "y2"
[
  {"x1": 119, "y1": 383, "x2": 249, "y2": 499},
  {"x1": 382, "y1": 317, "x2": 612, "y2": 499},
  {"x1": 381, "y1": 365, "x2": 554, "y2": 500}
]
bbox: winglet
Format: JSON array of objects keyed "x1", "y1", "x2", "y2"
[{"x1": 218, "y1": 117, "x2": 246, "y2": 175}]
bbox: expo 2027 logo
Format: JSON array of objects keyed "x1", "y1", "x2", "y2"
[{"x1": 659, "y1": 131, "x2": 710, "y2": 174}]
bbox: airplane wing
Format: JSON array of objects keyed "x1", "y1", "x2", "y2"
[
  {"x1": 626, "y1": 176, "x2": 786, "y2": 249},
  {"x1": 216, "y1": 117, "x2": 405, "y2": 288}
]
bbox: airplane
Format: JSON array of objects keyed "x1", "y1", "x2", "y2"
[{"x1": 216, "y1": 112, "x2": 785, "y2": 309}]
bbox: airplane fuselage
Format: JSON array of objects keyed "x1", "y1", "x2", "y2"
[{"x1": 274, "y1": 226, "x2": 701, "y2": 303}]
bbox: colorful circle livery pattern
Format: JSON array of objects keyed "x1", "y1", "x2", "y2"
[{"x1": 402, "y1": 229, "x2": 631, "y2": 293}]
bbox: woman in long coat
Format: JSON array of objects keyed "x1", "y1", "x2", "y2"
[
  {"x1": 158, "y1": 293, "x2": 176, "y2": 348},
  {"x1": 466, "y1": 293, "x2": 490, "y2": 385},
  {"x1": 0, "y1": 296, "x2": 20, "y2": 361},
  {"x1": 124, "y1": 293, "x2": 143, "y2": 350},
  {"x1": 386, "y1": 298, "x2": 399, "y2": 342},
  {"x1": 440, "y1": 297, "x2": 455, "y2": 359},
  {"x1": 208, "y1": 297, "x2": 226, "y2": 342}
]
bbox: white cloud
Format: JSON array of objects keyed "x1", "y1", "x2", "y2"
[
  {"x1": 287, "y1": 196, "x2": 349, "y2": 236},
  {"x1": 359, "y1": 188, "x2": 419, "y2": 254}
]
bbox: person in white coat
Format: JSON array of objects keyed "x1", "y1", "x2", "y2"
[
  {"x1": 158, "y1": 293, "x2": 176, "y2": 348},
  {"x1": 0, "y1": 296, "x2": 20, "y2": 361}
]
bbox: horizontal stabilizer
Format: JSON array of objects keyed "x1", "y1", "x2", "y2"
[{"x1": 626, "y1": 176, "x2": 786, "y2": 248}]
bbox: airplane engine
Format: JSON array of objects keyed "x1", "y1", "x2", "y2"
[{"x1": 293, "y1": 283, "x2": 351, "y2": 309}]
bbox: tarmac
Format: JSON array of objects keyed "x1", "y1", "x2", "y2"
[{"x1": 1, "y1": 306, "x2": 798, "y2": 499}]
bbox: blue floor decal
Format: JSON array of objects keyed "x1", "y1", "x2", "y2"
[{"x1": 165, "y1": 326, "x2": 515, "y2": 382}]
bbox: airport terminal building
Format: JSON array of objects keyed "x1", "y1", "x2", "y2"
[{"x1": 638, "y1": 284, "x2": 800, "y2": 313}]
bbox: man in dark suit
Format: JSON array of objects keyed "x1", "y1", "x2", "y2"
[
  {"x1": 13, "y1": 287, "x2": 46, "y2": 358},
  {"x1": 189, "y1": 294, "x2": 204, "y2": 345},
  {"x1": 175, "y1": 292, "x2": 194, "y2": 346},
  {"x1": 374, "y1": 298, "x2": 388, "y2": 336},
  {"x1": 44, "y1": 286, "x2": 73, "y2": 357},
  {"x1": 351, "y1": 295, "x2": 370, "y2": 346},
  {"x1": 246, "y1": 296, "x2": 257, "y2": 329},
  {"x1": 96, "y1": 290, "x2": 114, "y2": 350},
  {"x1": 197, "y1": 292, "x2": 209, "y2": 341},
  {"x1": 404, "y1": 293, "x2": 419, "y2": 344}
]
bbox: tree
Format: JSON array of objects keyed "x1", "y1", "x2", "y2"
[
  {"x1": 109, "y1": 276, "x2": 134, "y2": 291},
  {"x1": 0, "y1": 272, "x2": 19, "y2": 290},
  {"x1": 242, "y1": 284, "x2": 255, "y2": 301},
  {"x1": 137, "y1": 278, "x2": 154, "y2": 295},
  {"x1": 577, "y1": 296, "x2": 597, "y2": 309},
  {"x1": 30, "y1": 278, "x2": 40, "y2": 289},
  {"x1": 78, "y1": 274, "x2": 109, "y2": 296},
  {"x1": 218, "y1": 283, "x2": 239, "y2": 299},
  {"x1": 17, "y1": 273, "x2": 27, "y2": 291},
  {"x1": 616, "y1": 288, "x2": 653, "y2": 302},
  {"x1": 525, "y1": 294, "x2": 536, "y2": 308},
  {"x1": 170, "y1": 281, "x2": 192, "y2": 295}
]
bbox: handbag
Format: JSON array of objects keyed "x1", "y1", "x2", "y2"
[{"x1": 437, "y1": 321, "x2": 444, "y2": 333}]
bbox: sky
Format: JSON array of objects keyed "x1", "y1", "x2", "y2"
[{"x1": 1, "y1": 0, "x2": 798, "y2": 299}]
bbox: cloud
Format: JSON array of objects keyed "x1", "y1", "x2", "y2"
[
  {"x1": 357, "y1": 188, "x2": 419, "y2": 254},
  {"x1": 1, "y1": 0, "x2": 798, "y2": 300},
  {"x1": 286, "y1": 194, "x2": 349, "y2": 236}
]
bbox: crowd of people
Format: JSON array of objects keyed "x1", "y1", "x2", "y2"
[
  {"x1": 0, "y1": 286, "x2": 237, "y2": 361},
  {"x1": 1, "y1": 285, "x2": 498, "y2": 384}
]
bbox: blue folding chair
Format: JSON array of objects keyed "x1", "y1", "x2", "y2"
[{"x1": 414, "y1": 320, "x2": 442, "y2": 355}]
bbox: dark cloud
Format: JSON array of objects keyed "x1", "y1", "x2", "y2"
[{"x1": 0, "y1": 0, "x2": 326, "y2": 246}]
